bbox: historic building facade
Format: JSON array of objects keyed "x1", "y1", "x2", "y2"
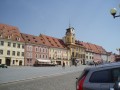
[
  {"x1": 0, "y1": 24, "x2": 25, "y2": 66},
  {"x1": 21, "y1": 33, "x2": 49, "y2": 66},
  {"x1": 40, "y1": 34, "x2": 69, "y2": 65},
  {"x1": 63, "y1": 26, "x2": 85, "y2": 65},
  {"x1": 81, "y1": 42, "x2": 94, "y2": 64},
  {"x1": 0, "y1": 23, "x2": 115, "y2": 66}
]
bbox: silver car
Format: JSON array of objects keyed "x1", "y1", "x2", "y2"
[{"x1": 76, "y1": 62, "x2": 120, "y2": 90}]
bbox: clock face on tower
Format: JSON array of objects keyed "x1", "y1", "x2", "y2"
[{"x1": 67, "y1": 32, "x2": 70, "y2": 35}]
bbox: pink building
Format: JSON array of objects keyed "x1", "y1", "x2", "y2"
[{"x1": 21, "y1": 33, "x2": 49, "y2": 66}]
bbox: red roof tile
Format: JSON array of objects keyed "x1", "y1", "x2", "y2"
[
  {"x1": 0, "y1": 24, "x2": 24, "y2": 42},
  {"x1": 21, "y1": 33, "x2": 46, "y2": 45},
  {"x1": 80, "y1": 41, "x2": 106, "y2": 54},
  {"x1": 40, "y1": 34, "x2": 67, "y2": 49}
]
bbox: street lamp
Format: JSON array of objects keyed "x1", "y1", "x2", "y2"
[{"x1": 110, "y1": 8, "x2": 120, "y2": 18}]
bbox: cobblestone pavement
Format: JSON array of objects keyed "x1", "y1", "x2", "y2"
[
  {"x1": 0, "y1": 71, "x2": 82, "y2": 90},
  {"x1": 0, "y1": 65, "x2": 89, "y2": 84}
]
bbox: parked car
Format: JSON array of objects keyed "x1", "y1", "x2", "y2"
[
  {"x1": 0, "y1": 64, "x2": 8, "y2": 68},
  {"x1": 85, "y1": 60, "x2": 94, "y2": 65},
  {"x1": 76, "y1": 62, "x2": 120, "y2": 90}
]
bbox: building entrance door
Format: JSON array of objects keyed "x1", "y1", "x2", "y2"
[
  {"x1": 19, "y1": 60, "x2": 22, "y2": 66},
  {"x1": 5, "y1": 58, "x2": 11, "y2": 66}
]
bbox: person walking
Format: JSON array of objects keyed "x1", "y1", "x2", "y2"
[{"x1": 62, "y1": 61, "x2": 65, "y2": 69}]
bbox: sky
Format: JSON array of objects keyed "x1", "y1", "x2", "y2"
[{"x1": 0, "y1": 0, "x2": 120, "y2": 54}]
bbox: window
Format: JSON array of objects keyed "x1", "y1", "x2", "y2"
[
  {"x1": 8, "y1": 42, "x2": 11, "y2": 47},
  {"x1": 7, "y1": 50, "x2": 10, "y2": 55},
  {"x1": 36, "y1": 54, "x2": 38, "y2": 58},
  {"x1": 46, "y1": 55, "x2": 47, "y2": 58},
  {"x1": 29, "y1": 46, "x2": 32, "y2": 51},
  {"x1": 27, "y1": 59, "x2": 29, "y2": 63},
  {"x1": 90, "y1": 56, "x2": 91, "y2": 59},
  {"x1": 67, "y1": 38, "x2": 69, "y2": 42},
  {"x1": 22, "y1": 52, "x2": 24, "y2": 57},
  {"x1": 27, "y1": 52, "x2": 32, "y2": 58},
  {"x1": 12, "y1": 51, "x2": 15, "y2": 56},
  {"x1": 17, "y1": 52, "x2": 20, "y2": 56},
  {"x1": 86, "y1": 56, "x2": 88, "y2": 59},
  {"x1": 13, "y1": 43, "x2": 16, "y2": 47},
  {"x1": 43, "y1": 55, "x2": 44, "y2": 58},
  {"x1": 72, "y1": 38, "x2": 74, "y2": 43},
  {"x1": 22, "y1": 44, "x2": 24, "y2": 49},
  {"x1": 39, "y1": 48, "x2": 41, "y2": 52},
  {"x1": 17, "y1": 44, "x2": 20, "y2": 48},
  {"x1": 8, "y1": 36, "x2": 11, "y2": 39},
  {"x1": 0, "y1": 41, "x2": 4, "y2": 46},
  {"x1": 92, "y1": 57, "x2": 94, "y2": 59},
  {"x1": 0, "y1": 50, "x2": 3, "y2": 55},
  {"x1": 89, "y1": 70, "x2": 112, "y2": 83},
  {"x1": 36, "y1": 47, "x2": 38, "y2": 52},
  {"x1": 112, "y1": 68, "x2": 120, "y2": 82},
  {"x1": 30, "y1": 53, "x2": 32, "y2": 58},
  {"x1": 16, "y1": 37, "x2": 20, "y2": 41},
  {"x1": 13, "y1": 60, "x2": 15, "y2": 64},
  {"x1": 0, "y1": 35, "x2": 2, "y2": 38}
]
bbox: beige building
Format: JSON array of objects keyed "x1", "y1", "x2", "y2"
[
  {"x1": 40, "y1": 34, "x2": 69, "y2": 65},
  {"x1": 0, "y1": 24, "x2": 25, "y2": 66}
]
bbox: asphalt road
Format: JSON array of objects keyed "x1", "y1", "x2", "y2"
[{"x1": 0, "y1": 71, "x2": 81, "y2": 90}]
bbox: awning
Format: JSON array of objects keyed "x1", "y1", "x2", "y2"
[{"x1": 37, "y1": 59, "x2": 51, "y2": 63}]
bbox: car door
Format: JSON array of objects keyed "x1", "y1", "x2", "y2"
[
  {"x1": 109, "y1": 67, "x2": 120, "y2": 89},
  {"x1": 89, "y1": 69, "x2": 112, "y2": 90}
]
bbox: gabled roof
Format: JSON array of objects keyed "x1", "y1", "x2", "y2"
[
  {"x1": 95, "y1": 45, "x2": 107, "y2": 54},
  {"x1": 80, "y1": 41, "x2": 92, "y2": 51},
  {"x1": 0, "y1": 24, "x2": 24, "y2": 42},
  {"x1": 21, "y1": 33, "x2": 46, "y2": 45},
  {"x1": 40, "y1": 34, "x2": 67, "y2": 49},
  {"x1": 80, "y1": 41, "x2": 107, "y2": 54},
  {"x1": 87, "y1": 43, "x2": 100, "y2": 54}
]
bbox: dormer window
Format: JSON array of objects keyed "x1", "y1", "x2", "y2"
[
  {"x1": 16, "y1": 37, "x2": 20, "y2": 41},
  {"x1": 0, "y1": 34, "x2": 2, "y2": 38},
  {"x1": 8, "y1": 36, "x2": 11, "y2": 39}
]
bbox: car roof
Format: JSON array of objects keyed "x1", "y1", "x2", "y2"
[{"x1": 85, "y1": 62, "x2": 120, "y2": 71}]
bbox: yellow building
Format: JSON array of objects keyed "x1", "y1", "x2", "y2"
[{"x1": 63, "y1": 26, "x2": 85, "y2": 65}]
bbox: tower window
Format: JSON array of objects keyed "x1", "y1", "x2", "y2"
[
  {"x1": 67, "y1": 38, "x2": 69, "y2": 42},
  {"x1": 72, "y1": 38, "x2": 74, "y2": 43}
]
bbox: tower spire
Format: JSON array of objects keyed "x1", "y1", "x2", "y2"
[{"x1": 69, "y1": 18, "x2": 71, "y2": 28}]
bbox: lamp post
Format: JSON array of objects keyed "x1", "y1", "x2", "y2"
[{"x1": 110, "y1": 8, "x2": 120, "y2": 18}]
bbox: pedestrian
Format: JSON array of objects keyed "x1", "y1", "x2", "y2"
[
  {"x1": 93, "y1": 61, "x2": 96, "y2": 66},
  {"x1": 62, "y1": 62, "x2": 65, "y2": 69}
]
